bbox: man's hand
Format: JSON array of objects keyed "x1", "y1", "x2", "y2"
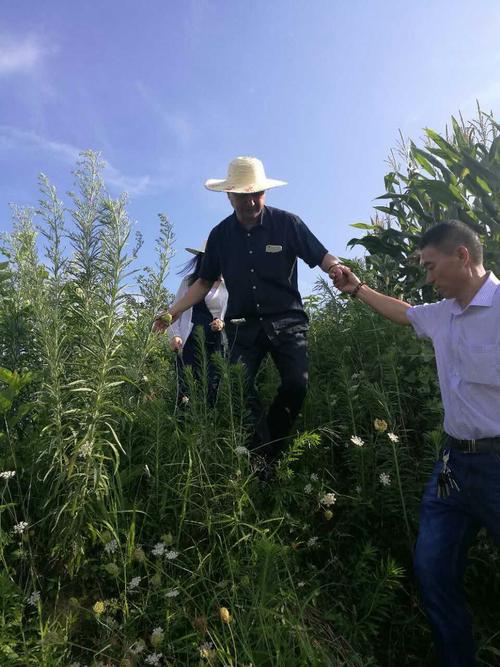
[
  {"x1": 332, "y1": 265, "x2": 362, "y2": 294},
  {"x1": 210, "y1": 318, "x2": 225, "y2": 332},
  {"x1": 327, "y1": 262, "x2": 340, "y2": 280},
  {"x1": 169, "y1": 336, "x2": 183, "y2": 352}
]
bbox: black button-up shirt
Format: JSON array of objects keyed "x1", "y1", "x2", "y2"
[{"x1": 199, "y1": 206, "x2": 328, "y2": 332}]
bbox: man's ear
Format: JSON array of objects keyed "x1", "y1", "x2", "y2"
[{"x1": 457, "y1": 245, "x2": 470, "y2": 265}]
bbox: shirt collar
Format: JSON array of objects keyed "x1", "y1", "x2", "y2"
[
  {"x1": 451, "y1": 271, "x2": 499, "y2": 313},
  {"x1": 231, "y1": 206, "x2": 269, "y2": 230}
]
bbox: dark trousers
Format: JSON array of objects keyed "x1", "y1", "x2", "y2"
[
  {"x1": 228, "y1": 326, "x2": 308, "y2": 461},
  {"x1": 414, "y1": 448, "x2": 500, "y2": 666},
  {"x1": 175, "y1": 327, "x2": 222, "y2": 406}
]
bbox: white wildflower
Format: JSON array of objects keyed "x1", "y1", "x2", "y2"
[
  {"x1": 355, "y1": 485, "x2": 362, "y2": 494},
  {"x1": 130, "y1": 639, "x2": 146, "y2": 654},
  {"x1": 166, "y1": 588, "x2": 179, "y2": 598},
  {"x1": 310, "y1": 473, "x2": 319, "y2": 482},
  {"x1": 0, "y1": 471, "x2": 15, "y2": 480},
  {"x1": 297, "y1": 581, "x2": 306, "y2": 588},
  {"x1": 128, "y1": 576, "x2": 141, "y2": 591},
  {"x1": 199, "y1": 642, "x2": 216, "y2": 659},
  {"x1": 165, "y1": 550, "x2": 179, "y2": 560},
  {"x1": 388, "y1": 432, "x2": 399, "y2": 443},
  {"x1": 152, "y1": 542, "x2": 166, "y2": 557},
  {"x1": 304, "y1": 483, "x2": 313, "y2": 494},
  {"x1": 13, "y1": 521, "x2": 28, "y2": 534},
  {"x1": 78, "y1": 441, "x2": 93, "y2": 459},
  {"x1": 181, "y1": 395, "x2": 189, "y2": 405},
  {"x1": 350, "y1": 435, "x2": 365, "y2": 447},
  {"x1": 320, "y1": 492, "x2": 337, "y2": 507},
  {"x1": 235, "y1": 445, "x2": 249, "y2": 456},
  {"x1": 145, "y1": 652, "x2": 163, "y2": 666},
  {"x1": 27, "y1": 590, "x2": 40, "y2": 606},
  {"x1": 104, "y1": 539, "x2": 118, "y2": 554},
  {"x1": 379, "y1": 472, "x2": 391, "y2": 487},
  {"x1": 151, "y1": 626, "x2": 164, "y2": 648},
  {"x1": 307, "y1": 536, "x2": 318, "y2": 548}
]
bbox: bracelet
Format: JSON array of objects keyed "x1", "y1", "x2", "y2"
[{"x1": 350, "y1": 281, "x2": 366, "y2": 299}]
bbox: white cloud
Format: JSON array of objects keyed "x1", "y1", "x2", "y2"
[
  {"x1": 0, "y1": 125, "x2": 152, "y2": 196},
  {"x1": 0, "y1": 36, "x2": 45, "y2": 75}
]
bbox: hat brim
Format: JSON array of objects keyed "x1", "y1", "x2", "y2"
[
  {"x1": 185, "y1": 247, "x2": 204, "y2": 255},
  {"x1": 204, "y1": 178, "x2": 287, "y2": 193}
]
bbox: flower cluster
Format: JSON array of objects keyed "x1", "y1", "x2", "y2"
[
  {"x1": 350, "y1": 435, "x2": 365, "y2": 447},
  {"x1": 13, "y1": 521, "x2": 28, "y2": 534},
  {"x1": 151, "y1": 626, "x2": 164, "y2": 648},
  {"x1": 379, "y1": 472, "x2": 391, "y2": 486},
  {"x1": 104, "y1": 539, "x2": 118, "y2": 555},
  {"x1": 128, "y1": 576, "x2": 141, "y2": 591},
  {"x1": 152, "y1": 542, "x2": 165, "y2": 557},
  {"x1": 374, "y1": 418, "x2": 388, "y2": 432},
  {"x1": 320, "y1": 492, "x2": 337, "y2": 507},
  {"x1": 0, "y1": 470, "x2": 15, "y2": 479},
  {"x1": 166, "y1": 588, "x2": 179, "y2": 598},
  {"x1": 27, "y1": 591, "x2": 40, "y2": 607}
]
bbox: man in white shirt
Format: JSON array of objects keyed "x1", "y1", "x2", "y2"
[{"x1": 333, "y1": 220, "x2": 500, "y2": 667}]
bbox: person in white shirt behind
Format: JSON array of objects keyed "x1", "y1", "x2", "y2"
[{"x1": 168, "y1": 243, "x2": 228, "y2": 406}]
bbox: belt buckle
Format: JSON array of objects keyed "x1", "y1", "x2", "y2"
[{"x1": 466, "y1": 438, "x2": 476, "y2": 453}]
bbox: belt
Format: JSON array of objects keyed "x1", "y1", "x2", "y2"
[{"x1": 446, "y1": 435, "x2": 500, "y2": 453}]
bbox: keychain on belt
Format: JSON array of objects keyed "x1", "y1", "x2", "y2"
[{"x1": 437, "y1": 449, "x2": 461, "y2": 499}]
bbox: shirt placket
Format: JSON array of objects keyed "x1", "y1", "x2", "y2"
[{"x1": 245, "y1": 228, "x2": 264, "y2": 322}]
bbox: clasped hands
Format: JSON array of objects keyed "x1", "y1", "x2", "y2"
[{"x1": 328, "y1": 263, "x2": 363, "y2": 295}]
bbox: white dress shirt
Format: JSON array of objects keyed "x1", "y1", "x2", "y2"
[{"x1": 407, "y1": 272, "x2": 500, "y2": 439}]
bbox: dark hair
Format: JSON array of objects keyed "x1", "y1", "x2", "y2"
[
  {"x1": 419, "y1": 220, "x2": 483, "y2": 265},
  {"x1": 177, "y1": 253, "x2": 203, "y2": 286}
]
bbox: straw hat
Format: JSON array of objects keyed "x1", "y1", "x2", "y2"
[
  {"x1": 185, "y1": 241, "x2": 206, "y2": 255},
  {"x1": 204, "y1": 156, "x2": 287, "y2": 193}
]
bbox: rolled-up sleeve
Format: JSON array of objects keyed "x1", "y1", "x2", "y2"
[{"x1": 290, "y1": 217, "x2": 328, "y2": 268}]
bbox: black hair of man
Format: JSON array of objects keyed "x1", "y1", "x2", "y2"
[{"x1": 419, "y1": 220, "x2": 483, "y2": 265}]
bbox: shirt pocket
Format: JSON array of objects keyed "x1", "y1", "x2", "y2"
[{"x1": 460, "y1": 344, "x2": 500, "y2": 386}]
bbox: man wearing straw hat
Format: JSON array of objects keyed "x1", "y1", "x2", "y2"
[{"x1": 155, "y1": 156, "x2": 340, "y2": 470}]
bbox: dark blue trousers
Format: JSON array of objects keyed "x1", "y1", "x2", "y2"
[
  {"x1": 228, "y1": 325, "x2": 308, "y2": 461},
  {"x1": 414, "y1": 448, "x2": 500, "y2": 666}
]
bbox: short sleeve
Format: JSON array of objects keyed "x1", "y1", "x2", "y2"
[
  {"x1": 199, "y1": 228, "x2": 221, "y2": 282},
  {"x1": 289, "y1": 216, "x2": 328, "y2": 268},
  {"x1": 407, "y1": 302, "x2": 444, "y2": 340}
]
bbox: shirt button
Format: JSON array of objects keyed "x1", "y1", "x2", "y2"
[
  {"x1": 256, "y1": 304, "x2": 260, "y2": 307},
  {"x1": 259, "y1": 317, "x2": 263, "y2": 321},
  {"x1": 250, "y1": 268, "x2": 255, "y2": 272},
  {"x1": 247, "y1": 233, "x2": 251, "y2": 237},
  {"x1": 252, "y1": 285, "x2": 256, "y2": 289},
  {"x1": 249, "y1": 250, "x2": 253, "y2": 254}
]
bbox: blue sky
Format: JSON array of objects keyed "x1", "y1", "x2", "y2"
[{"x1": 2, "y1": 0, "x2": 500, "y2": 295}]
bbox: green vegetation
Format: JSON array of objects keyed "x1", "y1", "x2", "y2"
[{"x1": 1, "y1": 110, "x2": 500, "y2": 666}]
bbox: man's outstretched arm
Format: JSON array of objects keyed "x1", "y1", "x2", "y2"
[
  {"x1": 153, "y1": 278, "x2": 214, "y2": 332},
  {"x1": 333, "y1": 265, "x2": 412, "y2": 326}
]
